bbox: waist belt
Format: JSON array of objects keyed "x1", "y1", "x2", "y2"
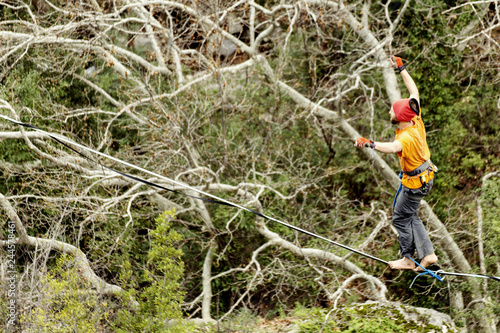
[
  {"x1": 403, "y1": 160, "x2": 436, "y2": 189},
  {"x1": 404, "y1": 160, "x2": 433, "y2": 177}
]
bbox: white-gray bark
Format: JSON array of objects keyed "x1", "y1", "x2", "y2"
[{"x1": 1, "y1": 1, "x2": 497, "y2": 331}]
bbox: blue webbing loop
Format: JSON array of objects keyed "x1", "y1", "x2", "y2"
[{"x1": 409, "y1": 257, "x2": 445, "y2": 288}]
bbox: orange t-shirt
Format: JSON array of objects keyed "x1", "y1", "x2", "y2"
[{"x1": 395, "y1": 115, "x2": 434, "y2": 189}]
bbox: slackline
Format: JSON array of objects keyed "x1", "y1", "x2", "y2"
[{"x1": 1, "y1": 114, "x2": 499, "y2": 283}]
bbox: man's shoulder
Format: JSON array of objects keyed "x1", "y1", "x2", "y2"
[
  {"x1": 395, "y1": 131, "x2": 414, "y2": 148},
  {"x1": 397, "y1": 123, "x2": 422, "y2": 142}
]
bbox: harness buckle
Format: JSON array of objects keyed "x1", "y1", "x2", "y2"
[{"x1": 420, "y1": 173, "x2": 427, "y2": 187}]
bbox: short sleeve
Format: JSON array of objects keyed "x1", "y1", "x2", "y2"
[{"x1": 396, "y1": 134, "x2": 411, "y2": 158}]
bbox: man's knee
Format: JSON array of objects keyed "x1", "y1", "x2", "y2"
[{"x1": 392, "y1": 208, "x2": 411, "y2": 227}]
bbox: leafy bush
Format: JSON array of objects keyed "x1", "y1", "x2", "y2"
[
  {"x1": 19, "y1": 254, "x2": 110, "y2": 333},
  {"x1": 290, "y1": 302, "x2": 452, "y2": 333},
  {"x1": 112, "y1": 209, "x2": 194, "y2": 333}
]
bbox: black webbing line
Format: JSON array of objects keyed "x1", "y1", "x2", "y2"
[
  {"x1": 54, "y1": 138, "x2": 236, "y2": 208},
  {"x1": 5, "y1": 117, "x2": 500, "y2": 283},
  {"x1": 437, "y1": 271, "x2": 500, "y2": 282},
  {"x1": 1, "y1": 115, "x2": 389, "y2": 265},
  {"x1": 6, "y1": 117, "x2": 500, "y2": 283}
]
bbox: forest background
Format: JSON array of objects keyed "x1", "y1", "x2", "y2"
[{"x1": 0, "y1": 0, "x2": 499, "y2": 332}]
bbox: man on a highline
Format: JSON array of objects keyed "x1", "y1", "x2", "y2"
[{"x1": 354, "y1": 56, "x2": 438, "y2": 271}]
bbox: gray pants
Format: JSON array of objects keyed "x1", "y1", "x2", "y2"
[{"x1": 392, "y1": 181, "x2": 434, "y2": 259}]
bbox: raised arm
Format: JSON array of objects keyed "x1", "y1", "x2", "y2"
[{"x1": 389, "y1": 56, "x2": 419, "y2": 104}]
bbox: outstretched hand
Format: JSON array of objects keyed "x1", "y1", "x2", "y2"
[{"x1": 354, "y1": 137, "x2": 375, "y2": 149}]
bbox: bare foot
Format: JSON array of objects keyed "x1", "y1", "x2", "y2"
[
  {"x1": 388, "y1": 257, "x2": 416, "y2": 270},
  {"x1": 413, "y1": 254, "x2": 438, "y2": 272}
]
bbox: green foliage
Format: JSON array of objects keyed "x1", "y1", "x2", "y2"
[
  {"x1": 292, "y1": 305, "x2": 339, "y2": 332},
  {"x1": 1, "y1": 0, "x2": 499, "y2": 329},
  {"x1": 19, "y1": 254, "x2": 110, "y2": 333},
  {"x1": 291, "y1": 303, "x2": 448, "y2": 333},
  {"x1": 479, "y1": 176, "x2": 500, "y2": 287},
  {"x1": 0, "y1": 290, "x2": 9, "y2": 329},
  {"x1": 399, "y1": 2, "x2": 500, "y2": 203},
  {"x1": 0, "y1": 139, "x2": 35, "y2": 164},
  {"x1": 112, "y1": 210, "x2": 194, "y2": 333},
  {"x1": 209, "y1": 308, "x2": 260, "y2": 333}
]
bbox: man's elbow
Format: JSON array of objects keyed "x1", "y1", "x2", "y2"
[
  {"x1": 389, "y1": 147, "x2": 400, "y2": 154},
  {"x1": 389, "y1": 141, "x2": 403, "y2": 154}
]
